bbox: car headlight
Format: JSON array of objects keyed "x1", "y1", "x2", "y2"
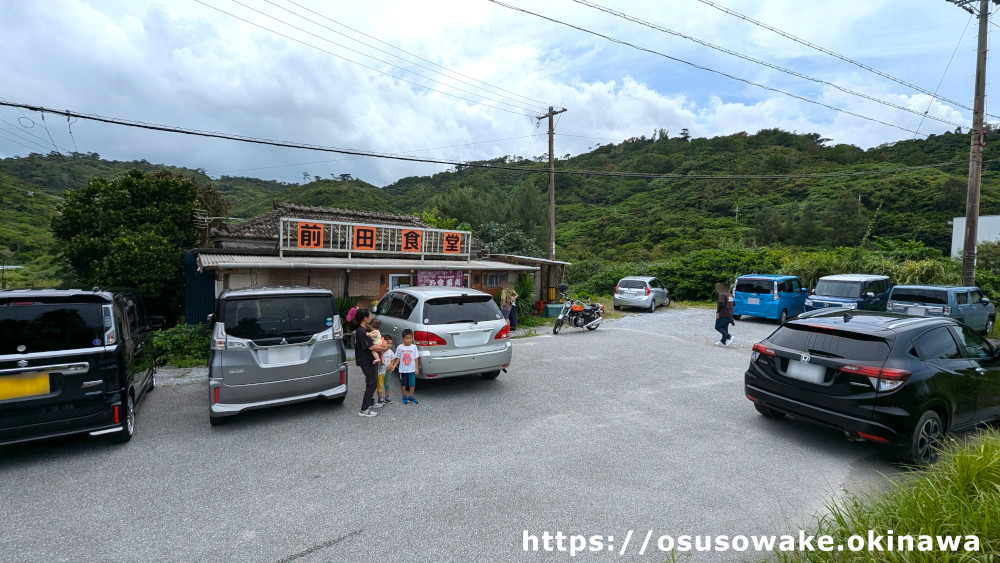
[
  {"x1": 805, "y1": 299, "x2": 813, "y2": 306},
  {"x1": 842, "y1": 302, "x2": 858, "y2": 310}
]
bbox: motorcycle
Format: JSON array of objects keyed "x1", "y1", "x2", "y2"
[{"x1": 552, "y1": 283, "x2": 604, "y2": 334}]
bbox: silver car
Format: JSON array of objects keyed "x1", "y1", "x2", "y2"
[
  {"x1": 613, "y1": 276, "x2": 670, "y2": 312},
  {"x1": 374, "y1": 287, "x2": 512, "y2": 380},
  {"x1": 208, "y1": 287, "x2": 347, "y2": 425}
]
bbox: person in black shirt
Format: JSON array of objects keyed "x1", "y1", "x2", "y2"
[
  {"x1": 715, "y1": 282, "x2": 735, "y2": 346},
  {"x1": 354, "y1": 309, "x2": 389, "y2": 417}
]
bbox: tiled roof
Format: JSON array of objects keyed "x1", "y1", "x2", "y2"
[{"x1": 217, "y1": 202, "x2": 428, "y2": 241}]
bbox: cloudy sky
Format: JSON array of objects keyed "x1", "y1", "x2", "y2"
[{"x1": 0, "y1": 0, "x2": 990, "y2": 186}]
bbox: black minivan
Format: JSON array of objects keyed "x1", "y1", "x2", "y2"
[
  {"x1": 745, "y1": 310, "x2": 1000, "y2": 463},
  {"x1": 0, "y1": 289, "x2": 162, "y2": 446}
]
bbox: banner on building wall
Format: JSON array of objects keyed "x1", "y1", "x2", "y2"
[{"x1": 417, "y1": 270, "x2": 464, "y2": 287}]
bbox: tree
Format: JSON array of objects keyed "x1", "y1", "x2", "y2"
[
  {"x1": 51, "y1": 170, "x2": 218, "y2": 318},
  {"x1": 476, "y1": 221, "x2": 544, "y2": 257}
]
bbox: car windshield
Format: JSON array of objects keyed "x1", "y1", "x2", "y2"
[
  {"x1": 814, "y1": 280, "x2": 863, "y2": 299},
  {"x1": 223, "y1": 295, "x2": 334, "y2": 340},
  {"x1": 618, "y1": 280, "x2": 647, "y2": 289},
  {"x1": 769, "y1": 324, "x2": 891, "y2": 362},
  {"x1": 423, "y1": 295, "x2": 502, "y2": 324},
  {"x1": 736, "y1": 280, "x2": 774, "y2": 294},
  {"x1": 0, "y1": 300, "x2": 104, "y2": 354},
  {"x1": 890, "y1": 288, "x2": 948, "y2": 305}
]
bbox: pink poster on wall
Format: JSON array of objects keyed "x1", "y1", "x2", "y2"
[{"x1": 417, "y1": 270, "x2": 464, "y2": 287}]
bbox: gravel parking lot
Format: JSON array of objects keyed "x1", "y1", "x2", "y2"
[{"x1": 0, "y1": 307, "x2": 902, "y2": 562}]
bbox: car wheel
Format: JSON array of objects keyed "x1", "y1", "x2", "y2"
[
  {"x1": 108, "y1": 391, "x2": 135, "y2": 444},
  {"x1": 209, "y1": 415, "x2": 227, "y2": 427},
  {"x1": 553, "y1": 319, "x2": 563, "y2": 334},
  {"x1": 779, "y1": 310, "x2": 788, "y2": 325},
  {"x1": 613, "y1": 305, "x2": 621, "y2": 311},
  {"x1": 329, "y1": 396, "x2": 346, "y2": 405},
  {"x1": 732, "y1": 315, "x2": 742, "y2": 320},
  {"x1": 664, "y1": 297, "x2": 670, "y2": 306},
  {"x1": 900, "y1": 410, "x2": 944, "y2": 465},
  {"x1": 984, "y1": 317, "x2": 995, "y2": 335},
  {"x1": 647, "y1": 302, "x2": 655, "y2": 313},
  {"x1": 481, "y1": 371, "x2": 501, "y2": 380},
  {"x1": 754, "y1": 403, "x2": 785, "y2": 419}
]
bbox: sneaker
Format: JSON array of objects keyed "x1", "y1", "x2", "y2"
[
  {"x1": 370, "y1": 402, "x2": 385, "y2": 409},
  {"x1": 358, "y1": 409, "x2": 377, "y2": 417},
  {"x1": 409, "y1": 396, "x2": 418, "y2": 404},
  {"x1": 715, "y1": 341, "x2": 724, "y2": 346},
  {"x1": 723, "y1": 337, "x2": 735, "y2": 347},
  {"x1": 384, "y1": 396, "x2": 392, "y2": 404},
  {"x1": 402, "y1": 396, "x2": 410, "y2": 404}
]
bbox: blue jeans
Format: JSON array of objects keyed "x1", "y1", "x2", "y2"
[{"x1": 715, "y1": 316, "x2": 733, "y2": 343}]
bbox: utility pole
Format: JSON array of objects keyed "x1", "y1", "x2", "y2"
[
  {"x1": 951, "y1": 0, "x2": 992, "y2": 285},
  {"x1": 537, "y1": 106, "x2": 567, "y2": 261}
]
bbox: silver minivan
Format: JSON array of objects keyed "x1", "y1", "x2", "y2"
[
  {"x1": 208, "y1": 287, "x2": 347, "y2": 425},
  {"x1": 374, "y1": 287, "x2": 512, "y2": 380}
]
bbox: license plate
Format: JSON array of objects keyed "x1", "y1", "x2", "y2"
[
  {"x1": 747, "y1": 297, "x2": 760, "y2": 305},
  {"x1": 264, "y1": 346, "x2": 301, "y2": 364},
  {"x1": 0, "y1": 372, "x2": 50, "y2": 401},
  {"x1": 452, "y1": 330, "x2": 490, "y2": 347},
  {"x1": 785, "y1": 361, "x2": 826, "y2": 384},
  {"x1": 907, "y1": 307, "x2": 926, "y2": 317}
]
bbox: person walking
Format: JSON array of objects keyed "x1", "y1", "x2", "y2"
[
  {"x1": 500, "y1": 282, "x2": 518, "y2": 329},
  {"x1": 354, "y1": 309, "x2": 388, "y2": 417},
  {"x1": 715, "y1": 282, "x2": 735, "y2": 346}
]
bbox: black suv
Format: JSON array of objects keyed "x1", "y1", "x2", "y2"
[
  {"x1": 0, "y1": 289, "x2": 162, "y2": 447},
  {"x1": 745, "y1": 310, "x2": 1000, "y2": 463}
]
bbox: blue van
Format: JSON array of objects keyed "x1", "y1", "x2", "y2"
[
  {"x1": 732, "y1": 274, "x2": 807, "y2": 324},
  {"x1": 804, "y1": 274, "x2": 892, "y2": 312}
]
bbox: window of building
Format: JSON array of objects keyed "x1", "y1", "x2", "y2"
[
  {"x1": 389, "y1": 274, "x2": 414, "y2": 290},
  {"x1": 484, "y1": 273, "x2": 508, "y2": 288}
]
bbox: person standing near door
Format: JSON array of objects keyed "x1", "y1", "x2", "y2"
[{"x1": 354, "y1": 309, "x2": 388, "y2": 417}]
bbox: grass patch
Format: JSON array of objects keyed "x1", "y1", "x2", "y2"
[
  {"x1": 154, "y1": 323, "x2": 210, "y2": 368},
  {"x1": 774, "y1": 429, "x2": 1000, "y2": 562}
]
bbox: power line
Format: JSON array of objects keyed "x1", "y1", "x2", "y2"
[
  {"x1": 195, "y1": 0, "x2": 538, "y2": 116},
  {"x1": 694, "y1": 0, "x2": 998, "y2": 119},
  {"x1": 570, "y1": 0, "x2": 966, "y2": 128},
  {"x1": 486, "y1": 0, "x2": 933, "y2": 136},
  {"x1": 216, "y1": 134, "x2": 543, "y2": 174},
  {"x1": 0, "y1": 100, "x2": 978, "y2": 181},
  {"x1": 0, "y1": 122, "x2": 55, "y2": 153},
  {"x1": 915, "y1": 12, "x2": 975, "y2": 137},
  {"x1": 276, "y1": 0, "x2": 551, "y2": 111}
]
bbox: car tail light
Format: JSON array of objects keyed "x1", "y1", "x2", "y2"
[
  {"x1": 414, "y1": 331, "x2": 447, "y2": 346},
  {"x1": 113, "y1": 405, "x2": 120, "y2": 424},
  {"x1": 615, "y1": 285, "x2": 619, "y2": 293},
  {"x1": 214, "y1": 387, "x2": 220, "y2": 404},
  {"x1": 212, "y1": 323, "x2": 227, "y2": 349},
  {"x1": 426, "y1": 374, "x2": 438, "y2": 378},
  {"x1": 752, "y1": 343, "x2": 776, "y2": 356},
  {"x1": 841, "y1": 365, "x2": 911, "y2": 392},
  {"x1": 943, "y1": 306, "x2": 952, "y2": 315},
  {"x1": 645, "y1": 286, "x2": 651, "y2": 296},
  {"x1": 340, "y1": 369, "x2": 346, "y2": 385},
  {"x1": 495, "y1": 325, "x2": 510, "y2": 339}
]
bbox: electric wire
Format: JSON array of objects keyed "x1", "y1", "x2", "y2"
[
  {"x1": 196, "y1": 0, "x2": 538, "y2": 116},
  {"x1": 269, "y1": 0, "x2": 550, "y2": 112},
  {"x1": 694, "y1": 0, "x2": 996, "y2": 119},
  {"x1": 570, "y1": 0, "x2": 966, "y2": 128},
  {"x1": 915, "y1": 12, "x2": 973, "y2": 137},
  {"x1": 486, "y1": 0, "x2": 932, "y2": 136},
  {"x1": 0, "y1": 122, "x2": 55, "y2": 153},
  {"x1": 0, "y1": 100, "x2": 977, "y2": 181}
]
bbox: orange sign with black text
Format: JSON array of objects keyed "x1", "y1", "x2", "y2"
[
  {"x1": 353, "y1": 226, "x2": 377, "y2": 251},
  {"x1": 297, "y1": 222, "x2": 324, "y2": 248},
  {"x1": 401, "y1": 229, "x2": 423, "y2": 252},
  {"x1": 442, "y1": 232, "x2": 462, "y2": 254}
]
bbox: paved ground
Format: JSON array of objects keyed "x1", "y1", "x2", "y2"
[{"x1": 0, "y1": 307, "x2": 904, "y2": 562}]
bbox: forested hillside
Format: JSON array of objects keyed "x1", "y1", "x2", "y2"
[{"x1": 3, "y1": 127, "x2": 999, "y2": 290}]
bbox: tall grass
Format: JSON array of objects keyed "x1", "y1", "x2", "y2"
[{"x1": 776, "y1": 429, "x2": 1000, "y2": 562}]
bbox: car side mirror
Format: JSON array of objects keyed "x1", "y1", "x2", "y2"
[
  {"x1": 150, "y1": 316, "x2": 165, "y2": 329},
  {"x1": 981, "y1": 297, "x2": 991, "y2": 305},
  {"x1": 206, "y1": 313, "x2": 214, "y2": 324}
]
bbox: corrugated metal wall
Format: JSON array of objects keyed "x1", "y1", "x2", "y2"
[{"x1": 185, "y1": 252, "x2": 216, "y2": 325}]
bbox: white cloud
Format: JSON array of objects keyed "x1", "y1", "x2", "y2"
[{"x1": 0, "y1": 0, "x2": 983, "y2": 185}]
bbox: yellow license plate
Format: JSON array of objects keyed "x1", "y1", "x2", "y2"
[{"x1": 0, "y1": 372, "x2": 51, "y2": 401}]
